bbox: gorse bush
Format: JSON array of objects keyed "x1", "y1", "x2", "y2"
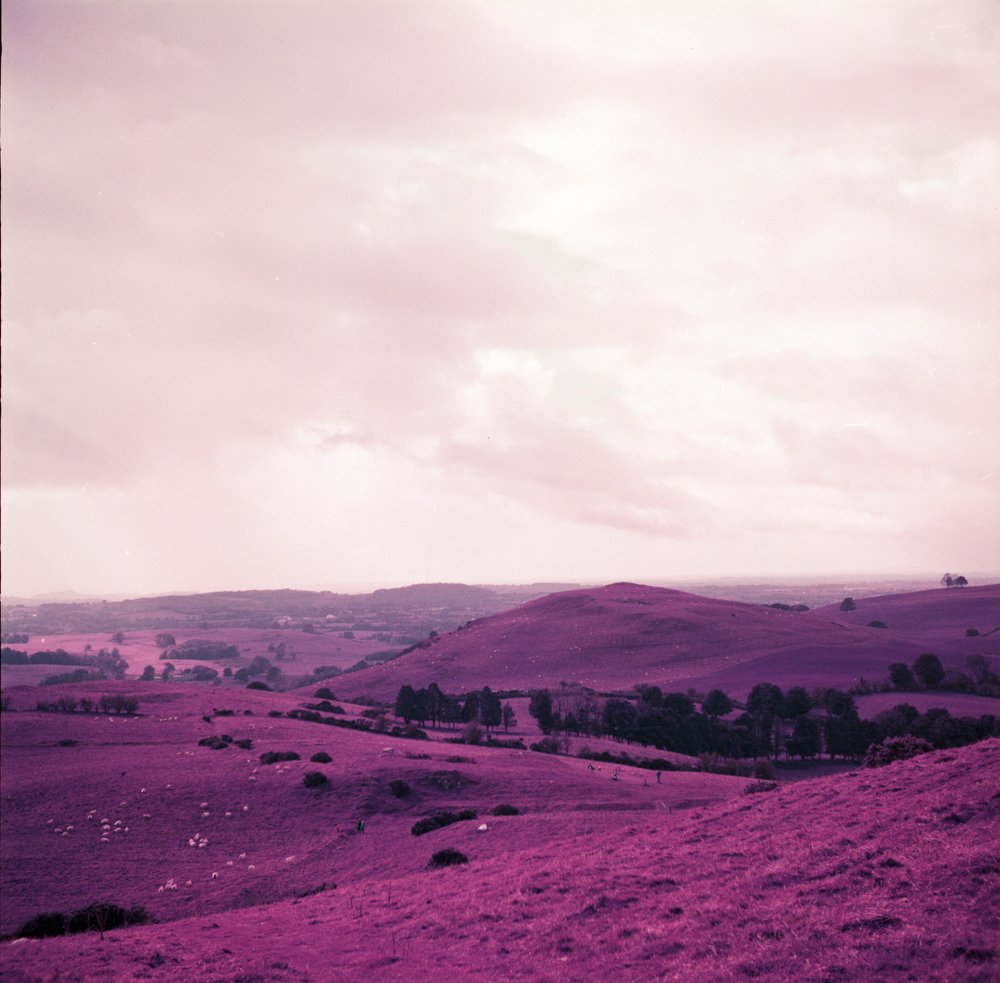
[
  {"x1": 303, "y1": 771, "x2": 329, "y2": 789},
  {"x1": 310, "y1": 751, "x2": 332, "y2": 763},
  {"x1": 259, "y1": 750, "x2": 300, "y2": 765},
  {"x1": 492, "y1": 804, "x2": 520, "y2": 816},
  {"x1": 411, "y1": 810, "x2": 477, "y2": 837},
  {"x1": 429, "y1": 848, "x2": 468, "y2": 869}
]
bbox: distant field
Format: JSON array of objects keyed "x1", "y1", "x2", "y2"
[
  {"x1": 855, "y1": 691, "x2": 1000, "y2": 719},
  {"x1": 0, "y1": 627, "x2": 393, "y2": 685}
]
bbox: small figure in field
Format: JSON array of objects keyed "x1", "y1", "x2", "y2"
[
  {"x1": 656, "y1": 770, "x2": 661, "y2": 784},
  {"x1": 356, "y1": 819, "x2": 365, "y2": 833}
]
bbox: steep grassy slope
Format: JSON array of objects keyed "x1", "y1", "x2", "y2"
[
  {"x1": 2, "y1": 726, "x2": 996, "y2": 982},
  {"x1": 335, "y1": 582, "x2": 1000, "y2": 701}
]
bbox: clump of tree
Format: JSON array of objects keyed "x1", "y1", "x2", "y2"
[
  {"x1": 767, "y1": 603, "x2": 810, "y2": 612},
  {"x1": 940, "y1": 573, "x2": 969, "y2": 588},
  {"x1": 394, "y1": 683, "x2": 511, "y2": 733},
  {"x1": 303, "y1": 771, "x2": 329, "y2": 789},
  {"x1": 864, "y1": 735, "x2": 934, "y2": 768},
  {"x1": 886, "y1": 654, "x2": 998, "y2": 696},
  {"x1": 160, "y1": 639, "x2": 239, "y2": 661},
  {"x1": 840, "y1": 597, "x2": 856, "y2": 612},
  {"x1": 18, "y1": 903, "x2": 152, "y2": 939},
  {"x1": 35, "y1": 694, "x2": 138, "y2": 714}
]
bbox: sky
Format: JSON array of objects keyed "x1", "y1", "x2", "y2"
[{"x1": 2, "y1": 0, "x2": 998, "y2": 598}]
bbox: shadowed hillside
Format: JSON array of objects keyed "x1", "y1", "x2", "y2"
[{"x1": 335, "y1": 582, "x2": 1000, "y2": 701}]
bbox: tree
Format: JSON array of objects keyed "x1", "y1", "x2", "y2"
[
  {"x1": 747, "y1": 683, "x2": 784, "y2": 756},
  {"x1": 913, "y1": 653, "x2": 945, "y2": 689},
  {"x1": 786, "y1": 716, "x2": 820, "y2": 758},
  {"x1": 140, "y1": 665, "x2": 155, "y2": 681},
  {"x1": 479, "y1": 687, "x2": 502, "y2": 732},
  {"x1": 394, "y1": 685, "x2": 418, "y2": 724},
  {"x1": 889, "y1": 662, "x2": 917, "y2": 690},
  {"x1": 461, "y1": 691, "x2": 480, "y2": 724},
  {"x1": 839, "y1": 597, "x2": 856, "y2": 612},
  {"x1": 954, "y1": 575, "x2": 968, "y2": 587},
  {"x1": 154, "y1": 633, "x2": 176, "y2": 649},
  {"x1": 703, "y1": 689, "x2": 733, "y2": 719},
  {"x1": 528, "y1": 689, "x2": 555, "y2": 735},
  {"x1": 111, "y1": 631, "x2": 125, "y2": 644},
  {"x1": 160, "y1": 663, "x2": 175, "y2": 682},
  {"x1": 502, "y1": 703, "x2": 517, "y2": 733},
  {"x1": 783, "y1": 686, "x2": 812, "y2": 718}
]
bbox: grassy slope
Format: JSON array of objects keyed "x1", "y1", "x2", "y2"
[
  {"x1": 334, "y1": 582, "x2": 1000, "y2": 701},
  {"x1": 2, "y1": 721, "x2": 996, "y2": 982}
]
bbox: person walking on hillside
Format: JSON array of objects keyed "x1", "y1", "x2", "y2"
[
  {"x1": 656, "y1": 770, "x2": 661, "y2": 784},
  {"x1": 356, "y1": 818, "x2": 365, "y2": 833}
]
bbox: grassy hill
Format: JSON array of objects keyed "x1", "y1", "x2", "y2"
[
  {"x1": 335, "y1": 582, "x2": 1000, "y2": 701},
  {"x1": 2, "y1": 683, "x2": 996, "y2": 981}
]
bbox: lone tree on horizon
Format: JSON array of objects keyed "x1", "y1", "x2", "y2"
[{"x1": 941, "y1": 573, "x2": 969, "y2": 588}]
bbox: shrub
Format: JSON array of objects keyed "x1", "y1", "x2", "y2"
[
  {"x1": 235, "y1": 738, "x2": 254, "y2": 750},
  {"x1": 492, "y1": 804, "x2": 519, "y2": 816},
  {"x1": 966, "y1": 628, "x2": 980, "y2": 637},
  {"x1": 311, "y1": 751, "x2": 333, "y2": 763},
  {"x1": 864, "y1": 735, "x2": 934, "y2": 768},
  {"x1": 744, "y1": 780, "x2": 779, "y2": 795},
  {"x1": 268, "y1": 710, "x2": 283, "y2": 717},
  {"x1": 198, "y1": 735, "x2": 233, "y2": 750},
  {"x1": 314, "y1": 687, "x2": 337, "y2": 700},
  {"x1": 530, "y1": 737, "x2": 560, "y2": 754},
  {"x1": 247, "y1": 681, "x2": 272, "y2": 691},
  {"x1": 868, "y1": 620, "x2": 888, "y2": 629},
  {"x1": 429, "y1": 848, "x2": 468, "y2": 869},
  {"x1": 59, "y1": 739, "x2": 79, "y2": 747},
  {"x1": 259, "y1": 750, "x2": 300, "y2": 765},
  {"x1": 753, "y1": 759, "x2": 776, "y2": 780},
  {"x1": 462, "y1": 720, "x2": 483, "y2": 745},
  {"x1": 389, "y1": 779, "x2": 411, "y2": 798},
  {"x1": 411, "y1": 810, "x2": 477, "y2": 837},
  {"x1": 303, "y1": 771, "x2": 329, "y2": 789}
]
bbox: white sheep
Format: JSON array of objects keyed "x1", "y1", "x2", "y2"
[
  {"x1": 200, "y1": 801, "x2": 209, "y2": 808},
  {"x1": 238, "y1": 853, "x2": 246, "y2": 860},
  {"x1": 247, "y1": 864, "x2": 256, "y2": 872},
  {"x1": 211, "y1": 872, "x2": 219, "y2": 880}
]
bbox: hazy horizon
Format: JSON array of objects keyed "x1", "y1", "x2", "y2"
[{"x1": 3, "y1": 1, "x2": 998, "y2": 599}]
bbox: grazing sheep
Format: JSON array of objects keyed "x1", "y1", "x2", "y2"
[
  {"x1": 200, "y1": 801, "x2": 209, "y2": 808},
  {"x1": 478, "y1": 824, "x2": 488, "y2": 832},
  {"x1": 238, "y1": 853, "x2": 247, "y2": 860},
  {"x1": 185, "y1": 880, "x2": 192, "y2": 887},
  {"x1": 247, "y1": 865, "x2": 256, "y2": 872},
  {"x1": 211, "y1": 872, "x2": 219, "y2": 879},
  {"x1": 101, "y1": 837, "x2": 110, "y2": 843}
]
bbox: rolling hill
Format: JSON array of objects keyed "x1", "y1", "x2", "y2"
[
  {"x1": 2, "y1": 684, "x2": 996, "y2": 982},
  {"x1": 333, "y1": 582, "x2": 1000, "y2": 701}
]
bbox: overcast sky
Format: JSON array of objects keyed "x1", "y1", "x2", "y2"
[{"x1": 2, "y1": 0, "x2": 998, "y2": 598}]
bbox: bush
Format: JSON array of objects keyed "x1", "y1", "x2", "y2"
[
  {"x1": 429, "y1": 848, "x2": 469, "y2": 869},
  {"x1": 868, "y1": 620, "x2": 888, "y2": 629},
  {"x1": 389, "y1": 779, "x2": 411, "y2": 797},
  {"x1": 303, "y1": 771, "x2": 329, "y2": 789},
  {"x1": 59, "y1": 739, "x2": 79, "y2": 747},
  {"x1": 966, "y1": 628, "x2": 980, "y2": 637},
  {"x1": 492, "y1": 804, "x2": 519, "y2": 816},
  {"x1": 744, "y1": 781, "x2": 779, "y2": 795},
  {"x1": 235, "y1": 738, "x2": 254, "y2": 750},
  {"x1": 198, "y1": 735, "x2": 233, "y2": 750},
  {"x1": 314, "y1": 687, "x2": 337, "y2": 700},
  {"x1": 530, "y1": 737, "x2": 560, "y2": 754},
  {"x1": 268, "y1": 710, "x2": 283, "y2": 717},
  {"x1": 259, "y1": 750, "x2": 300, "y2": 765},
  {"x1": 247, "y1": 681, "x2": 272, "y2": 691},
  {"x1": 411, "y1": 810, "x2": 477, "y2": 837},
  {"x1": 864, "y1": 735, "x2": 935, "y2": 768},
  {"x1": 753, "y1": 759, "x2": 776, "y2": 780},
  {"x1": 311, "y1": 751, "x2": 332, "y2": 763}
]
